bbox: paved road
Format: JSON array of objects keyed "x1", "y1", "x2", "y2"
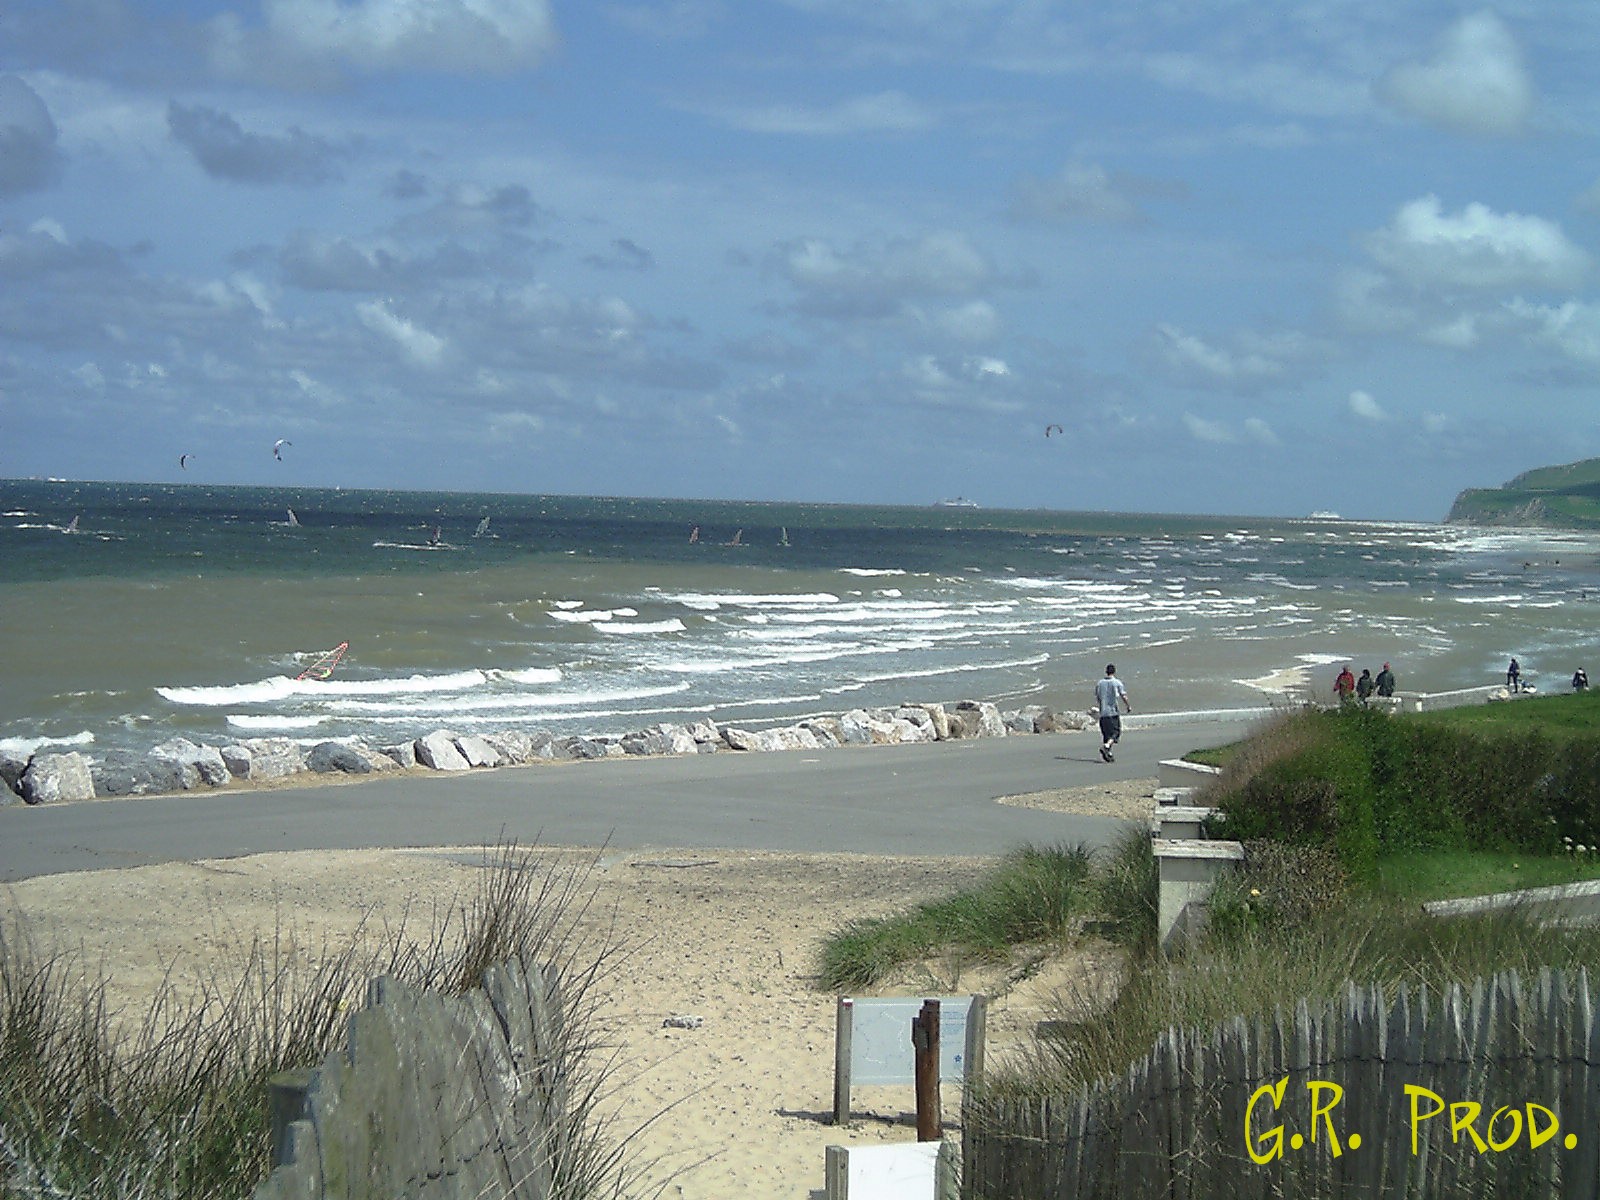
[{"x1": 0, "y1": 722, "x2": 1236, "y2": 882}]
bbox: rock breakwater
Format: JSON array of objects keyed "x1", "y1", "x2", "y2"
[{"x1": 2, "y1": 700, "x2": 1096, "y2": 805}]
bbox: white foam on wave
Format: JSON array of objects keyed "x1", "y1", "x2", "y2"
[
  {"x1": 553, "y1": 600, "x2": 585, "y2": 610},
  {"x1": 839, "y1": 568, "x2": 908, "y2": 577},
  {"x1": 548, "y1": 607, "x2": 640, "y2": 623},
  {"x1": 830, "y1": 651, "x2": 1050, "y2": 691},
  {"x1": 1454, "y1": 594, "x2": 1526, "y2": 605},
  {"x1": 158, "y1": 670, "x2": 488, "y2": 706},
  {"x1": 336, "y1": 681, "x2": 693, "y2": 715},
  {"x1": 0, "y1": 730, "x2": 94, "y2": 756},
  {"x1": 665, "y1": 592, "x2": 840, "y2": 611},
  {"x1": 226, "y1": 714, "x2": 328, "y2": 731},
  {"x1": 594, "y1": 618, "x2": 687, "y2": 635},
  {"x1": 491, "y1": 667, "x2": 564, "y2": 685}
]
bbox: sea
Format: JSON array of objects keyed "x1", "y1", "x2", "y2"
[{"x1": 4, "y1": 479, "x2": 1599, "y2": 760}]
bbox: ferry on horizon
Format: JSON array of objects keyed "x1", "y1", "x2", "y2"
[{"x1": 934, "y1": 496, "x2": 979, "y2": 509}]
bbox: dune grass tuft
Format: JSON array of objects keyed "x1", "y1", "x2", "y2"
[{"x1": 0, "y1": 841, "x2": 632, "y2": 1200}]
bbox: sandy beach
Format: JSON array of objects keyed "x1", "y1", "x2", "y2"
[{"x1": 1, "y1": 774, "x2": 1152, "y2": 1199}]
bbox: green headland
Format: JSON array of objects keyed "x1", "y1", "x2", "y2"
[{"x1": 1446, "y1": 456, "x2": 1600, "y2": 528}]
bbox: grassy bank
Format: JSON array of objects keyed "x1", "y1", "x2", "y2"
[
  {"x1": 816, "y1": 835, "x2": 1156, "y2": 992},
  {"x1": 0, "y1": 843, "x2": 629, "y2": 1200}
]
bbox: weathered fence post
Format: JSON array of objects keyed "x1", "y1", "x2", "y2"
[
  {"x1": 913, "y1": 998, "x2": 942, "y2": 1142},
  {"x1": 266, "y1": 1069, "x2": 312, "y2": 1168}
]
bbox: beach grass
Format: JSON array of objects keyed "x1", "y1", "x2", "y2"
[
  {"x1": 998, "y1": 863, "x2": 1600, "y2": 1099},
  {"x1": 816, "y1": 842, "x2": 1100, "y2": 992},
  {"x1": 0, "y1": 842, "x2": 631, "y2": 1200}
]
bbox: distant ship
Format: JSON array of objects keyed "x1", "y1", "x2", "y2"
[
  {"x1": 1308, "y1": 510, "x2": 1342, "y2": 520},
  {"x1": 934, "y1": 497, "x2": 979, "y2": 509}
]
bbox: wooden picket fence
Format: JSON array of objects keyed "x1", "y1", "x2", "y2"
[
  {"x1": 253, "y1": 958, "x2": 580, "y2": 1200},
  {"x1": 964, "y1": 967, "x2": 1600, "y2": 1199}
]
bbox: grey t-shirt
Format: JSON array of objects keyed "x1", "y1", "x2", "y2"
[{"x1": 1094, "y1": 676, "x2": 1127, "y2": 717}]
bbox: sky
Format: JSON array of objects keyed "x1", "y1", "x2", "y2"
[{"x1": 4, "y1": 3, "x2": 1600, "y2": 520}]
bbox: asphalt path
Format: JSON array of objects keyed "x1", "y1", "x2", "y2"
[{"x1": 0, "y1": 721, "x2": 1238, "y2": 883}]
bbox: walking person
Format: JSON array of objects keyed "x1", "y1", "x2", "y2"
[
  {"x1": 1575, "y1": 668, "x2": 1589, "y2": 692},
  {"x1": 1094, "y1": 663, "x2": 1132, "y2": 763},
  {"x1": 1375, "y1": 662, "x2": 1396, "y2": 698},
  {"x1": 1355, "y1": 668, "x2": 1375, "y2": 706},
  {"x1": 1508, "y1": 658, "x2": 1521, "y2": 693},
  {"x1": 1334, "y1": 664, "x2": 1356, "y2": 706}
]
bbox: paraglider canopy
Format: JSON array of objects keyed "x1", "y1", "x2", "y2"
[
  {"x1": 1044, "y1": 424, "x2": 1063, "y2": 438},
  {"x1": 273, "y1": 439, "x2": 292, "y2": 461},
  {"x1": 179, "y1": 453, "x2": 192, "y2": 470}
]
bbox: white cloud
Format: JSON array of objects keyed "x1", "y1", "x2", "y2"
[
  {"x1": 777, "y1": 232, "x2": 999, "y2": 320},
  {"x1": 1377, "y1": 12, "x2": 1533, "y2": 138},
  {"x1": 1009, "y1": 163, "x2": 1141, "y2": 224},
  {"x1": 1348, "y1": 389, "x2": 1386, "y2": 421},
  {"x1": 356, "y1": 298, "x2": 447, "y2": 366},
  {"x1": 1182, "y1": 412, "x2": 1234, "y2": 443},
  {"x1": 1243, "y1": 417, "x2": 1279, "y2": 445},
  {"x1": 714, "y1": 90, "x2": 934, "y2": 136},
  {"x1": 1508, "y1": 298, "x2": 1600, "y2": 365},
  {"x1": 209, "y1": 0, "x2": 557, "y2": 80},
  {"x1": 1364, "y1": 196, "x2": 1589, "y2": 292},
  {"x1": 72, "y1": 361, "x2": 105, "y2": 390},
  {"x1": 1153, "y1": 324, "x2": 1290, "y2": 390}
]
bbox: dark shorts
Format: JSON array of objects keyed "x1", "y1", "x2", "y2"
[{"x1": 1099, "y1": 714, "x2": 1122, "y2": 744}]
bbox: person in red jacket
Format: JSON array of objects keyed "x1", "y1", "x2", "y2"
[{"x1": 1334, "y1": 665, "x2": 1356, "y2": 705}]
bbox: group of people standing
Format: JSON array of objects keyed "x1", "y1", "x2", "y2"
[
  {"x1": 1333, "y1": 662, "x2": 1396, "y2": 706},
  {"x1": 1506, "y1": 658, "x2": 1590, "y2": 693}
]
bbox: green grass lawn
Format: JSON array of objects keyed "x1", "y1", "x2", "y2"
[
  {"x1": 1374, "y1": 849, "x2": 1600, "y2": 903},
  {"x1": 1412, "y1": 687, "x2": 1600, "y2": 740}
]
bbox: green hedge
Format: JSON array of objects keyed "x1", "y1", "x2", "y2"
[{"x1": 1210, "y1": 707, "x2": 1600, "y2": 875}]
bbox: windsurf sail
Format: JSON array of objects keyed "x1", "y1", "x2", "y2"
[
  {"x1": 286, "y1": 507, "x2": 300, "y2": 527},
  {"x1": 724, "y1": 528, "x2": 743, "y2": 546},
  {"x1": 779, "y1": 526, "x2": 790, "y2": 547},
  {"x1": 689, "y1": 525, "x2": 700, "y2": 544},
  {"x1": 474, "y1": 516, "x2": 491, "y2": 538},
  {"x1": 296, "y1": 642, "x2": 348, "y2": 681},
  {"x1": 64, "y1": 515, "x2": 80, "y2": 533}
]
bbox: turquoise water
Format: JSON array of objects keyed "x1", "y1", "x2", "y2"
[{"x1": 5, "y1": 479, "x2": 1599, "y2": 757}]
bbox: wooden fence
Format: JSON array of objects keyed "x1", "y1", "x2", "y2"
[
  {"x1": 964, "y1": 968, "x2": 1600, "y2": 1199},
  {"x1": 253, "y1": 958, "x2": 580, "y2": 1200}
]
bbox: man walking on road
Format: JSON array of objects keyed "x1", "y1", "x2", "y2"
[{"x1": 1094, "y1": 664, "x2": 1132, "y2": 762}]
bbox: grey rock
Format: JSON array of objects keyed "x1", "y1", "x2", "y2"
[
  {"x1": 908, "y1": 703, "x2": 950, "y2": 740},
  {"x1": 1, "y1": 747, "x2": 31, "y2": 796},
  {"x1": 91, "y1": 750, "x2": 191, "y2": 797},
  {"x1": 621, "y1": 729, "x2": 676, "y2": 756},
  {"x1": 21, "y1": 752, "x2": 95, "y2": 804},
  {"x1": 242, "y1": 738, "x2": 307, "y2": 781},
  {"x1": 661, "y1": 1014, "x2": 704, "y2": 1030},
  {"x1": 1005, "y1": 708, "x2": 1044, "y2": 735},
  {"x1": 687, "y1": 719, "x2": 721, "y2": 744},
  {"x1": 151, "y1": 737, "x2": 229, "y2": 787},
  {"x1": 307, "y1": 741, "x2": 374, "y2": 774},
  {"x1": 416, "y1": 731, "x2": 471, "y2": 771},
  {"x1": 483, "y1": 731, "x2": 534, "y2": 765},
  {"x1": 379, "y1": 741, "x2": 418, "y2": 769},
  {"x1": 947, "y1": 700, "x2": 1007, "y2": 739},
  {"x1": 454, "y1": 735, "x2": 501, "y2": 768},
  {"x1": 800, "y1": 718, "x2": 844, "y2": 748},
  {"x1": 557, "y1": 736, "x2": 609, "y2": 761},
  {"x1": 220, "y1": 744, "x2": 252, "y2": 778}
]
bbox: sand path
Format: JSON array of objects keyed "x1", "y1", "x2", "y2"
[{"x1": 2, "y1": 777, "x2": 1152, "y2": 1199}]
